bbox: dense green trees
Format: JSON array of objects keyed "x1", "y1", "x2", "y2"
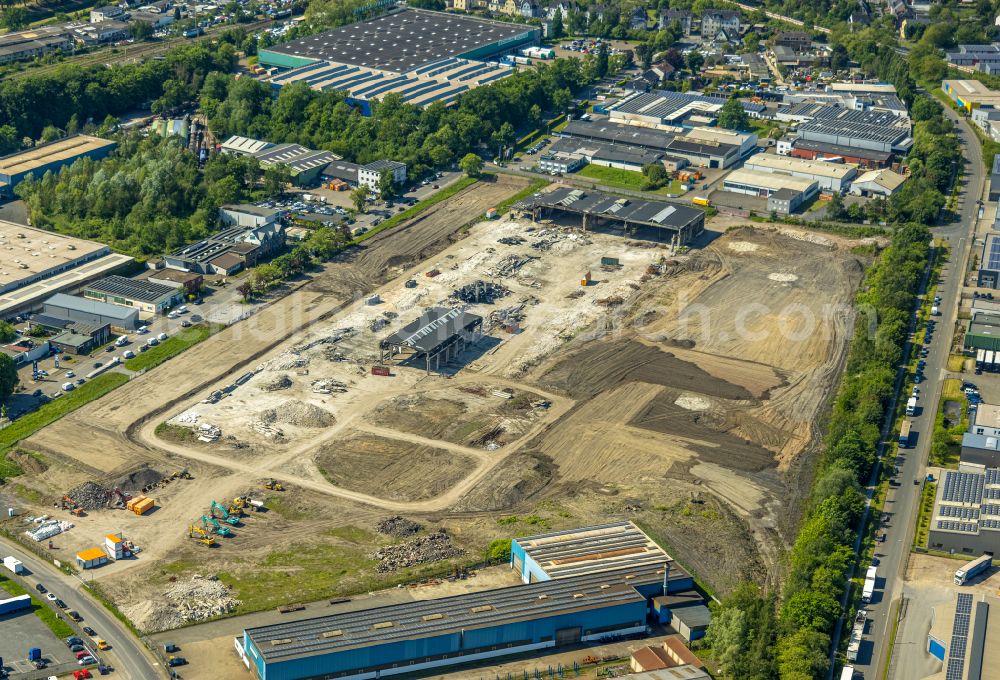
[
  {"x1": 15, "y1": 136, "x2": 260, "y2": 257},
  {"x1": 0, "y1": 353, "x2": 17, "y2": 403},
  {"x1": 459, "y1": 153, "x2": 484, "y2": 178},
  {"x1": 717, "y1": 95, "x2": 750, "y2": 131}
]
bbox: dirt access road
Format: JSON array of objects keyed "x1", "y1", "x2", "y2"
[{"x1": 24, "y1": 176, "x2": 528, "y2": 481}]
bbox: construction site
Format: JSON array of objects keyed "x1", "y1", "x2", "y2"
[{"x1": 0, "y1": 179, "x2": 869, "y2": 669}]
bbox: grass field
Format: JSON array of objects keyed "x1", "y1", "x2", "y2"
[
  {"x1": 577, "y1": 165, "x2": 685, "y2": 195},
  {"x1": 0, "y1": 373, "x2": 128, "y2": 458},
  {"x1": 914, "y1": 481, "x2": 937, "y2": 548},
  {"x1": 124, "y1": 323, "x2": 224, "y2": 372}
]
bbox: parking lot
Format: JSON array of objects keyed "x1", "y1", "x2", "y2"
[{"x1": 0, "y1": 599, "x2": 77, "y2": 675}]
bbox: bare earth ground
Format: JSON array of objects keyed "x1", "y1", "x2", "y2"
[{"x1": 3, "y1": 191, "x2": 865, "y2": 655}]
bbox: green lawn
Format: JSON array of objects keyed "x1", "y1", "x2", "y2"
[
  {"x1": 0, "y1": 373, "x2": 128, "y2": 460},
  {"x1": 124, "y1": 323, "x2": 224, "y2": 372},
  {"x1": 914, "y1": 481, "x2": 937, "y2": 548},
  {"x1": 354, "y1": 177, "x2": 478, "y2": 244},
  {"x1": 577, "y1": 165, "x2": 686, "y2": 195}
]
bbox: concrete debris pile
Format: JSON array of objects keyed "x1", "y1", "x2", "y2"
[
  {"x1": 127, "y1": 575, "x2": 241, "y2": 633},
  {"x1": 487, "y1": 303, "x2": 526, "y2": 330},
  {"x1": 292, "y1": 332, "x2": 351, "y2": 355},
  {"x1": 311, "y1": 378, "x2": 347, "y2": 395},
  {"x1": 497, "y1": 236, "x2": 525, "y2": 246},
  {"x1": 375, "y1": 516, "x2": 423, "y2": 538},
  {"x1": 251, "y1": 420, "x2": 284, "y2": 440},
  {"x1": 369, "y1": 530, "x2": 464, "y2": 573},
  {"x1": 258, "y1": 401, "x2": 335, "y2": 428},
  {"x1": 452, "y1": 280, "x2": 510, "y2": 305},
  {"x1": 67, "y1": 481, "x2": 111, "y2": 510},
  {"x1": 175, "y1": 411, "x2": 199, "y2": 425},
  {"x1": 368, "y1": 312, "x2": 397, "y2": 332},
  {"x1": 263, "y1": 353, "x2": 309, "y2": 371},
  {"x1": 197, "y1": 423, "x2": 221, "y2": 442},
  {"x1": 488, "y1": 254, "x2": 532, "y2": 277},
  {"x1": 260, "y1": 374, "x2": 293, "y2": 392}
]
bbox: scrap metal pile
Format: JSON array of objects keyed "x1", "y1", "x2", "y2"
[{"x1": 368, "y1": 530, "x2": 464, "y2": 573}]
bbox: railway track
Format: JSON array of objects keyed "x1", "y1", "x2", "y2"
[{"x1": 5, "y1": 17, "x2": 274, "y2": 79}]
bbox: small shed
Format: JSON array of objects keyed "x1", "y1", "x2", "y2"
[
  {"x1": 672, "y1": 604, "x2": 712, "y2": 643},
  {"x1": 75, "y1": 547, "x2": 108, "y2": 570}
]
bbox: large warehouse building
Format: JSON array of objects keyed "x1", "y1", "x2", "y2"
[
  {"x1": 379, "y1": 307, "x2": 483, "y2": 374},
  {"x1": 236, "y1": 522, "x2": 704, "y2": 680},
  {"x1": 743, "y1": 153, "x2": 858, "y2": 192},
  {"x1": 926, "y1": 592, "x2": 1000, "y2": 678},
  {"x1": 0, "y1": 220, "x2": 133, "y2": 320},
  {"x1": 927, "y1": 467, "x2": 1000, "y2": 556},
  {"x1": 259, "y1": 8, "x2": 535, "y2": 112},
  {"x1": 42, "y1": 292, "x2": 138, "y2": 331},
  {"x1": 722, "y1": 168, "x2": 819, "y2": 214},
  {"x1": 515, "y1": 187, "x2": 705, "y2": 244},
  {"x1": 0, "y1": 135, "x2": 117, "y2": 197}
]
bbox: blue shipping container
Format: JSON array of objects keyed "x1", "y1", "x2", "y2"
[{"x1": 28, "y1": 647, "x2": 40, "y2": 661}]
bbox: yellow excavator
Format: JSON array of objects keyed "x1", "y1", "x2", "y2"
[
  {"x1": 188, "y1": 524, "x2": 216, "y2": 547},
  {"x1": 263, "y1": 479, "x2": 285, "y2": 491}
]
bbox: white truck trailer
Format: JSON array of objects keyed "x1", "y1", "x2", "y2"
[{"x1": 861, "y1": 565, "x2": 877, "y2": 603}]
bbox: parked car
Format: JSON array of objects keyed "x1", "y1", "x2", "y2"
[
  {"x1": 79, "y1": 656, "x2": 96, "y2": 666},
  {"x1": 70, "y1": 644, "x2": 85, "y2": 653},
  {"x1": 55, "y1": 599, "x2": 68, "y2": 609},
  {"x1": 36, "y1": 583, "x2": 46, "y2": 594},
  {"x1": 167, "y1": 657, "x2": 187, "y2": 667},
  {"x1": 46, "y1": 593, "x2": 57, "y2": 601},
  {"x1": 83, "y1": 627, "x2": 97, "y2": 636},
  {"x1": 66, "y1": 637, "x2": 83, "y2": 646}
]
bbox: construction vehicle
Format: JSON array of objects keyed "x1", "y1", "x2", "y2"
[
  {"x1": 105, "y1": 487, "x2": 131, "y2": 508},
  {"x1": 201, "y1": 515, "x2": 232, "y2": 537},
  {"x1": 210, "y1": 500, "x2": 240, "y2": 526},
  {"x1": 264, "y1": 479, "x2": 285, "y2": 491},
  {"x1": 188, "y1": 524, "x2": 216, "y2": 547},
  {"x1": 171, "y1": 469, "x2": 193, "y2": 481},
  {"x1": 61, "y1": 496, "x2": 85, "y2": 517}
]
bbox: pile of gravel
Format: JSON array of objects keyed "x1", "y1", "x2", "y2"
[{"x1": 257, "y1": 400, "x2": 335, "y2": 428}]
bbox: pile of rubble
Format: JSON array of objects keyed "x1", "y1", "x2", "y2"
[
  {"x1": 487, "y1": 254, "x2": 532, "y2": 277},
  {"x1": 260, "y1": 374, "x2": 293, "y2": 392},
  {"x1": 375, "y1": 516, "x2": 422, "y2": 538},
  {"x1": 311, "y1": 378, "x2": 347, "y2": 395},
  {"x1": 251, "y1": 420, "x2": 285, "y2": 440},
  {"x1": 197, "y1": 423, "x2": 221, "y2": 442},
  {"x1": 127, "y1": 575, "x2": 241, "y2": 633},
  {"x1": 258, "y1": 401, "x2": 335, "y2": 428},
  {"x1": 369, "y1": 530, "x2": 464, "y2": 573},
  {"x1": 67, "y1": 481, "x2": 111, "y2": 510},
  {"x1": 263, "y1": 353, "x2": 309, "y2": 371},
  {"x1": 452, "y1": 281, "x2": 510, "y2": 304}
]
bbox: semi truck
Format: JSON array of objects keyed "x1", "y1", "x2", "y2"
[
  {"x1": 898, "y1": 420, "x2": 912, "y2": 448},
  {"x1": 905, "y1": 396, "x2": 917, "y2": 416},
  {"x1": 2, "y1": 556, "x2": 24, "y2": 574},
  {"x1": 954, "y1": 554, "x2": 992, "y2": 585},
  {"x1": 840, "y1": 666, "x2": 856, "y2": 680},
  {"x1": 861, "y1": 565, "x2": 877, "y2": 603},
  {"x1": 845, "y1": 609, "x2": 866, "y2": 662}
]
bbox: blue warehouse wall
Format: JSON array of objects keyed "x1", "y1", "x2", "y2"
[
  {"x1": 510, "y1": 538, "x2": 548, "y2": 584},
  {"x1": 5, "y1": 141, "x2": 117, "y2": 192},
  {"x1": 251, "y1": 600, "x2": 648, "y2": 680}
]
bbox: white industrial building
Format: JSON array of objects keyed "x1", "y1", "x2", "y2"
[
  {"x1": 742, "y1": 154, "x2": 858, "y2": 192},
  {"x1": 722, "y1": 168, "x2": 819, "y2": 214},
  {"x1": 684, "y1": 127, "x2": 758, "y2": 158},
  {"x1": 849, "y1": 168, "x2": 907, "y2": 197}
]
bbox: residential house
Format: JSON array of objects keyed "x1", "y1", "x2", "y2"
[
  {"x1": 453, "y1": 0, "x2": 486, "y2": 9},
  {"x1": 519, "y1": 0, "x2": 539, "y2": 18},
  {"x1": 701, "y1": 9, "x2": 740, "y2": 37},
  {"x1": 659, "y1": 9, "x2": 692, "y2": 35},
  {"x1": 629, "y1": 6, "x2": 648, "y2": 30},
  {"x1": 544, "y1": 1, "x2": 570, "y2": 20}
]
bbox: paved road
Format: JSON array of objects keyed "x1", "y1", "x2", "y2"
[
  {"x1": 843, "y1": 104, "x2": 986, "y2": 679},
  {"x1": 0, "y1": 537, "x2": 164, "y2": 679}
]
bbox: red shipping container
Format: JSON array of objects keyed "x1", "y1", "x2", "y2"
[{"x1": 371, "y1": 366, "x2": 390, "y2": 376}]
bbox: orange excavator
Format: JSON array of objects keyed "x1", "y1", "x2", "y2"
[{"x1": 61, "y1": 496, "x2": 85, "y2": 517}]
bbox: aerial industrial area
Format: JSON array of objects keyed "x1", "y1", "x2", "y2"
[{"x1": 0, "y1": 1, "x2": 998, "y2": 680}]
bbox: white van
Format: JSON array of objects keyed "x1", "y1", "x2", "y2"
[
  {"x1": 61, "y1": 382, "x2": 75, "y2": 391},
  {"x1": 147, "y1": 338, "x2": 159, "y2": 347},
  {"x1": 123, "y1": 350, "x2": 135, "y2": 359},
  {"x1": 115, "y1": 335, "x2": 128, "y2": 347},
  {"x1": 137, "y1": 326, "x2": 149, "y2": 335},
  {"x1": 157, "y1": 332, "x2": 168, "y2": 341}
]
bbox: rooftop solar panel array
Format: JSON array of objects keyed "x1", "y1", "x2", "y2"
[
  {"x1": 984, "y1": 233, "x2": 1000, "y2": 271},
  {"x1": 946, "y1": 593, "x2": 974, "y2": 680},
  {"x1": 941, "y1": 470, "x2": 986, "y2": 504},
  {"x1": 939, "y1": 505, "x2": 980, "y2": 520}
]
